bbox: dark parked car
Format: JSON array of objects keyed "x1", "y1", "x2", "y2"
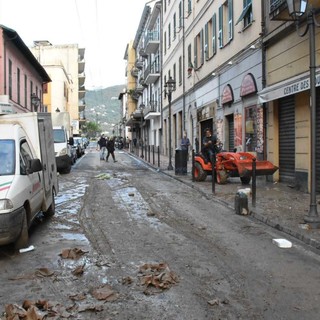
[{"x1": 73, "y1": 137, "x2": 85, "y2": 158}]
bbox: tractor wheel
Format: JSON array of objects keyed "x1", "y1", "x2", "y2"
[
  {"x1": 240, "y1": 176, "x2": 251, "y2": 185},
  {"x1": 194, "y1": 162, "x2": 207, "y2": 181},
  {"x1": 216, "y1": 169, "x2": 228, "y2": 184}
]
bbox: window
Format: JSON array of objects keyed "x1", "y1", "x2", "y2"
[
  {"x1": 187, "y1": 44, "x2": 192, "y2": 76},
  {"x1": 17, "y1": 68, "x2": 20, "y2": 104},
  {"x1": 187, "y1": 0, "x2": 192, "y2": 15},
  {"x1": 24, "y1": 75, "x2": 27, "y2": 108},
  {"x1": 194, "y1": 30, "x2": 204, "y2": 69},
  {"x1": 20, "y1": 140, "x2": 34, "y2": 175},
  {"x1": 218, "y1": 0, "x2": 233, "y2": 48},
  {"x1": 178, "y1": 56, "x2": 182, "y2": 85},
  {"x1": 173, "y1": 13, "x2": 177, "y2": 40},
  {"x1": 0, "y1": 140, "x2": 15, "y2": 175},
  {"x1": 205, "y1": 13, "x2": 217, "y2": 60},
  {"x1": 9, "y1": 60, "x2": 12, "y2": 99},
  {"x1": 236, "y1": 0, "x2": 252, "y2": 28},
  {"x1": 30, "y1": 80, "x2": 33, "y2": 110},
  {"x1": 179, "y1": 1, "x2": 183, "y2": 28},
  {"x1": 168, "y1": 23, "x2": 171, "y2": 47},
  {"x1": 164, "y1": 31, "x2": 167, "y2": 54}
]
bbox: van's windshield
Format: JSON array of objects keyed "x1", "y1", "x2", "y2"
[
  {"x1": 53, "y1": 129, "x2": 66, "y2": 143},
  {"x1": 0, "y1": 140, "x2": 15, "y2": 175}
]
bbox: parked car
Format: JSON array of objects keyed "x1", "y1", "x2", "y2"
[{"x1": 73, "y1": 137, "x2": 85, "y2": 158}]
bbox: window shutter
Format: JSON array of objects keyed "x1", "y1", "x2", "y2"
[{"x1": 218, "y1": 6, "x2": 223, "y2": 48}]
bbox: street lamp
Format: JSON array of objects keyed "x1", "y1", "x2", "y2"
[
  {"x1": 31, "y1": 93, "x2": 40, "y2": 112},
  {"x1": 139, "y1": 103, "x2": 145, "y2": 159},
  {"x1": 285, "y1": 0, "x2": 320, "y2": 228},
  {"x1": 165, "y1": 77, "x2": 176, "y2": 170}
]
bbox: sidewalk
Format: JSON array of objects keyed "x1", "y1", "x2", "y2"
[{"x1": 126, "y1": 148, "x2": 320, "y2": 251}]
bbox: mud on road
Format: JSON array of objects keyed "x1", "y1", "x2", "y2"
[{"x1": 1, "y1": 150, "x2": 320, "y2": 319}]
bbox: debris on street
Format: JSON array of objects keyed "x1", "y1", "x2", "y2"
[
  {"x1": 19, "y1": 245, "x2": 35, "y2": 253},
  {"x1": 59, "y1": 248, "x2": 88, "y2": 259},
  {"x1": 94, "y1": 173, "x2": 111, "y2": 180},
  {"x1": 272, "y1": 238, "x2": 292, "y2": 248},
  {"x1": 138, "y1": 262, "x2": 178, "y2": 294}
]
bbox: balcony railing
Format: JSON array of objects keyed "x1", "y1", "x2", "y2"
[
  {"x1": 144, "y1": 60, "x2": 160, "y2": 85},
  {"x1": 144, "y1": 100, "x2": 160, "y2": 120},
  {"x1": 144, "y1": 30, "x2": 160, "y2": 54}
]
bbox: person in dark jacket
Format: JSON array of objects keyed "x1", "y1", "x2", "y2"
[
  {"x1": 106, "y1": 137, "x2": 117, "y2": 162},
  {"x1": 201, "y1": 128, "x2": 218, "y2": 163},
  {"x1": 97, "y1": 134, "x2": 107, "y2": 160}
]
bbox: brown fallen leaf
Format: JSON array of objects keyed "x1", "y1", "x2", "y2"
[
  {"x1": 78, "y1": 303, "x2": 104, "y2": 313},
  {"x1": 59, "y1": 248, "x2": 88, "y2": 259},
  {"x1": 72, "y1": 264, "x2": 85, "y2": 276},
  {"x1": 35, "y1": 267, "x2": 55, "y2": 278},
  {"x1": 91, "y1": 284, "x2": 119, "y2": 301}
]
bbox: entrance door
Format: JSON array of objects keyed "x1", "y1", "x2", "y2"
[
  {"x1": 226, "y1": 114, "x2": 234, "y2": 152},
  {"x1": 279, "y1": 96, "x2": 295, "y2": 184}
]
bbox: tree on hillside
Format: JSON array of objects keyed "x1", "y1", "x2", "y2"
[{"x1": 85, "y1": 121, "x2": 101, "y2": 138}]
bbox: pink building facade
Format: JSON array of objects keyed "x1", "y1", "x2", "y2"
[{"x1": 0, "y1": 25, "x2": 51, "y2": 113}]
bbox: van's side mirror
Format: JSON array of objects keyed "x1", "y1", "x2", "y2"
[
  {"x1": 69, "y1": 137, "x2": 74, "y2": 146},
  {"x1": 27, "y1": 159, "x2": 43, "y2": 174}
]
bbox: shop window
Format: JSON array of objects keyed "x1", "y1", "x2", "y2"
[{"x1": 245, "y1": 106, "x2": 264, "y2": 157}]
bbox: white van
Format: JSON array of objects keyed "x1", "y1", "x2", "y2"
[
  {"x1": 51, "y1": 112, "x2": 75, "y2": 173},
  {"x1": 0, "y1": 112, "x2": 58, "y2": 249}
]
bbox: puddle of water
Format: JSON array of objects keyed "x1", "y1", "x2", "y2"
[
  {"x1": 112, "y1": 186, "x2": 162, "y2": 230},
  {"x1": 59, "y1": 232, "x2": 89, "y2": 243}
]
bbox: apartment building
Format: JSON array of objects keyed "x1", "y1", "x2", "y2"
[
  {"x1": 0, "y1": 25, "x2": 51, "y2": 113},
  {"x1": 261, "y1": 0, "x2": 320, "y2": 192},
  {"x1": 163, "y1": 0, "x2": 263, "y2": 157},
  {"x1": 124, "y1": 2, "x2": 162, "y2": 149},
  {"x1": 30, "y1": 42, "x2": 86, "y2": 135}
]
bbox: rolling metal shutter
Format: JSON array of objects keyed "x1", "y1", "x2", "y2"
[{"x1": 279, "y1": 96, "x2": 295, "y2": 183}]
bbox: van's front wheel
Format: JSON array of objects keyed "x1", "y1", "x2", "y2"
[
  {"x1": 44, "y1": 189, "x2": 56, "y2": 217},
  {"x1": 14, "y1": 209, "x2": 29, "y2": 250}
]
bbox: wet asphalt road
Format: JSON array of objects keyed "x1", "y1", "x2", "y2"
[{"x1": 0, "y1": 146, "x2": 319, "y2": 319}]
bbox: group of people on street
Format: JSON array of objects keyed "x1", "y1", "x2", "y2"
[
  {"x1": 97, "y1": 127, "x2": 218, "y2": 165},
  {"x1": 97, "y1": 134, "x2": 117, "y2": 163}
]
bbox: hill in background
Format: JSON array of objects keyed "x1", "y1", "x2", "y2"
[{"x1": 85, "y1": 84, "x2": 125, "y2": 135}]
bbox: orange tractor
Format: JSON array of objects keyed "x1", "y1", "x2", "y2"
[{"x1": 193, "y1": 151, "x2": 278, "y2": 184}]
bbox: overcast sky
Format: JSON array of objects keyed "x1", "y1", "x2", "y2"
[{"x1": 0, "y1": 0, "x2": 148, "y2": 89}]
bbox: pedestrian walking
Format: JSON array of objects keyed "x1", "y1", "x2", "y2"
[
  {"x1": 97, "y1": 134, "x2": 107, "y2": 160},
  {"x1": 180, "y1": 133, "x2": 190, "y2": 151},
  {"x1": 106, "y1": 136, "x2": 117, "y2": 163}
]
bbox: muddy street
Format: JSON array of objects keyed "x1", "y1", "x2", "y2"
[{"x1": 0, "y1": 148, "x2": 320, "y2": 319}]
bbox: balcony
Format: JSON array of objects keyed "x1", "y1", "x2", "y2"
[
  {"x1": 144, "y1": 30, "x2": 160, "y2": 55},
  {"x1": 78, "y1": 72, "x2": 85, "y2": 88},
  {"x1": 144, "y1": 100, "x2": 160, "y2": 120},
  {"x1": 135, "y1": 59, "x2": 144, "y2": 70},
  {"x1": 139, "y1": 48, "x2": 148, "y2": 59},
  {"x1": 131, "y1": 67, "x2": 139, "y2": 78},
  {"x1": 144, "y1": 60, "x2": 160, "y2": 85},
  {"x1": 269, "y1": 0, "x2": 290, "y2": 20},
  {"x1": 78, "y1": 87, "x2": 85, "y2": 100},
  {"x1": 78, "y1": 99, "x2": 85, "y2": 112}
]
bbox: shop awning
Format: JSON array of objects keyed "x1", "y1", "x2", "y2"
[{"x1": 259, "y1": 70, "x2": 320, "y2": 103}]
